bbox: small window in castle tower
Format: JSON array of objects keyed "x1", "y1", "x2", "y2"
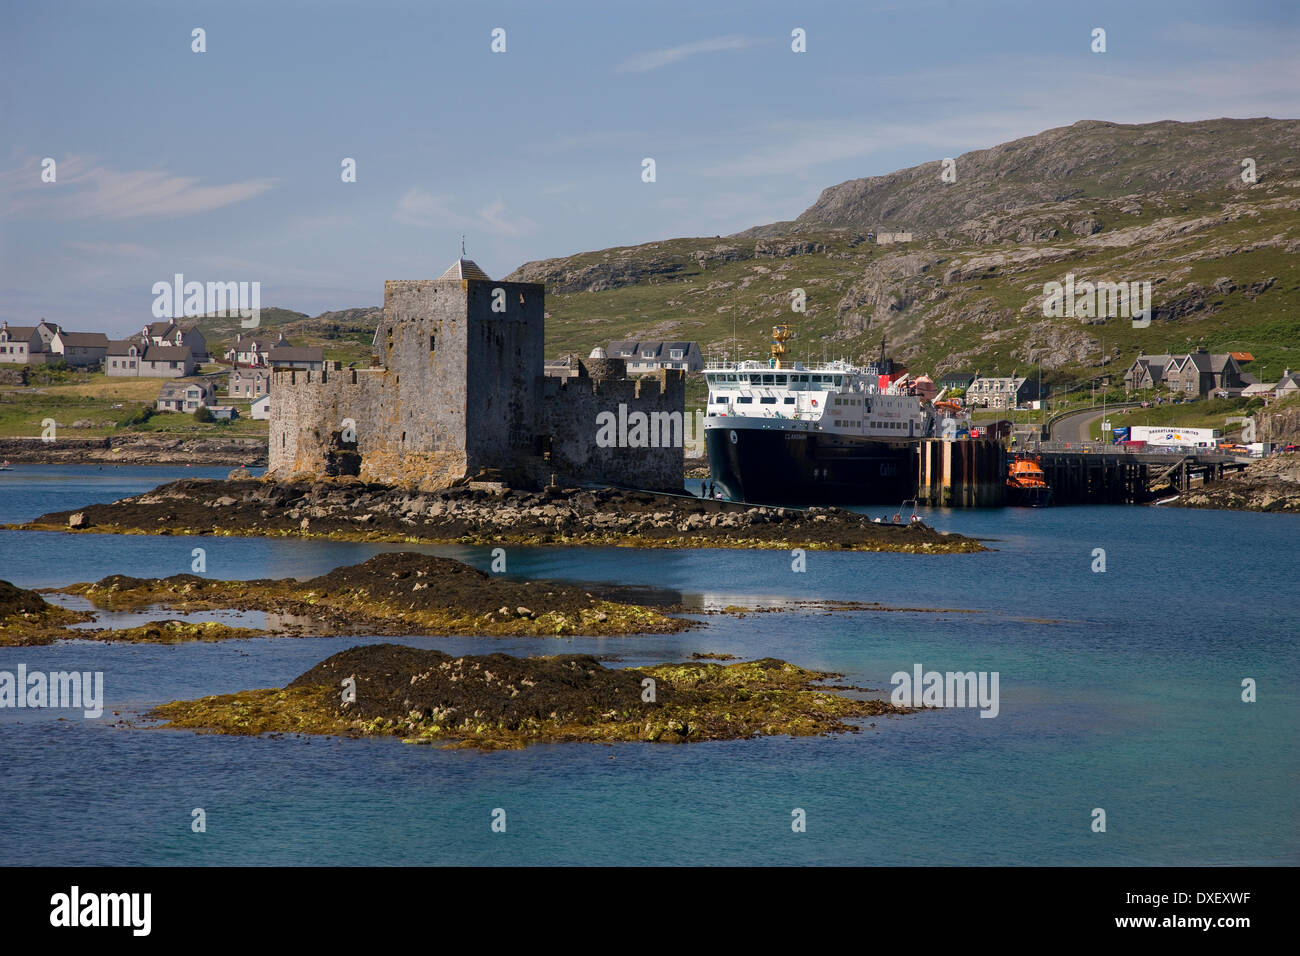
[{"x1": 430, "y1": 334, "x2": 436, "y2": 352}]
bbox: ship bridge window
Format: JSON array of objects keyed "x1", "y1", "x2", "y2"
[
  {"x1": 712, "y1": 394, "x2": 729, "y2": 403},
  {"x1": 761, "y1": 374, "x2": 774, "y2": 385},
  {"x1": 737, "y1": 396, "x2": 753, "y2": 404},
  {"x1": 784, "y1": 397, "x2": 794, "y2": 404},
  {"x1": 759, "y1": 396, "x2": 776, "y2": 404}
]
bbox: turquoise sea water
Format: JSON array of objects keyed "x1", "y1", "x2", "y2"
[{"x1": 0, "y1": 464, "x2": 1296, "y2": 865}]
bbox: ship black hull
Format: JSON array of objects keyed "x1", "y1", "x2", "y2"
[
  {"x1": 705, "y1": 423, "x2": 917, "y2": 505},
  {"x1": 1006, "y1": 485, "x2": 1053, "y2": 508}
]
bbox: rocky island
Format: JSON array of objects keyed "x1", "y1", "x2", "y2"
[
  {"x1": 15, "y1": 477, "x2": 986, "y2": 553},
  {"x1": 150, "y1": 643, "x2": 908, "y2": 749},
  {"x1": 47, "y1": 552, "x2": 689, "y2": 640}
]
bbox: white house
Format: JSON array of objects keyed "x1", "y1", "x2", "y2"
[
  {"x1": 156, "y1": 379, "x2": 216, "y2": 413},
  {"x1": 250, "y1": 394, "x2": 271, "y2": 420},
  {"x1": 606, "y1": 340, "x2": 703, "y2": 373},
  {"x1": 0, "y1": 322, "x2": 38, "y2": 363},
  {"x1": 142, "y1": 321, "x2": 209, "y2": 361},
  {"x1": 1276, "y1": 370, "x2": 1300, "y2": 400}
]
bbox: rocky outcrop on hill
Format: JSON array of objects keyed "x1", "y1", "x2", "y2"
[
  {"x1": 738, "y1": 118, "x2": 1300, "y2": 237},
  {"x1": 507, "y1": 249, "x2": 700, "y2": 293},
  {"x1": 1258, "y1": 401, "x2": 1300, "y2": 443}
]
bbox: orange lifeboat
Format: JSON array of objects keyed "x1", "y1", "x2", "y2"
[{"x1": 1006, "y1": 455, "x2": 1052, "y2": 507}]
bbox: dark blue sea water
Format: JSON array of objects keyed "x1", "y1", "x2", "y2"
[{"x1": 1, "y1": 464, "x2": 1296, "y2": 865}]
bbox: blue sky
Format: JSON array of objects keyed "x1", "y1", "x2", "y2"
[{"x1": 2, "y1": 0, "x2": 1297, "y2": 333}]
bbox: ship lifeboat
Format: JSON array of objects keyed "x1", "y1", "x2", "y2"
[{"x1": 1006, "y1": 455, "x2": 1053, "y2": 508}]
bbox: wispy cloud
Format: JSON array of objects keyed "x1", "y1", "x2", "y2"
[
  {"x1": 615, "y1": 35, "x2": 762, "y2": 73},
  {"x1": 395, "y1": 189, "x2": 538, "y2": 238},
  {"x1": 1, "y1": 155, "x2": 273, "y2": 221},
  {"x1": 65, "y1": 240, "x2": 154, "y2": 258}
]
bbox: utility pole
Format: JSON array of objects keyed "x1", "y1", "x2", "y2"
[
  {"x1": 732, "y1": 291, "x2": 737, "y2": 366},
  {"x1": 1101, "y1": 336, "x2": 1106, "y2": 446}
]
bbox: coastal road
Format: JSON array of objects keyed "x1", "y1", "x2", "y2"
[{"x1": 1049, "y1": 403, "x2": 1141, "y2": 442}]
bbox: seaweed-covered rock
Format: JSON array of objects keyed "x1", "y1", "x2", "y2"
[{"x1": 151, "y1": 643, "x2": 911, "y2": 749}]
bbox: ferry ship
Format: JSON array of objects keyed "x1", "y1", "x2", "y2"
[{"x1": 703, "y1": 327, "x2": 967, "y2": 504}]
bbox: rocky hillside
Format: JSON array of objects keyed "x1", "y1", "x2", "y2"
[
  {"x1": 737, "y1": 118, "x2": 1300, "y2": 237},
  {"x1": 507, "y1": 118, "x2": 1300, "y2": 384}
]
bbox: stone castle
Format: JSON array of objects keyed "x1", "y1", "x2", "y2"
[{"x1": 268, "y1": 256, "x2": 685, "y2": 490}]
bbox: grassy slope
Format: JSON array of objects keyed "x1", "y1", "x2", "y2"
[{"x1": 0, "y1": 370, "x2": 266, "y2": 438}]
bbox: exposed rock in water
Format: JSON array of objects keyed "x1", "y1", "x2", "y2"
[
  {"x1": 57, "y1": 552, "x2": 691, "y2": 637},
  {"x1": 149, "y1": 643, "x2": 910, "y2": 749},
  {"x1": 0, "y1": 580, "x2": 94, "y2": 645}
]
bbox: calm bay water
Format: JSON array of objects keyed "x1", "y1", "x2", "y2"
[{"x1": 1, "y1": 464, "x2": 1296, "y2": 865}]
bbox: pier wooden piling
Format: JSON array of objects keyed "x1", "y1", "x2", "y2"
[{"x1": 914, "y1": 439, "x2": 1006, "y2": 507}]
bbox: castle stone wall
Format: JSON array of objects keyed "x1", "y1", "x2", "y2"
[{"x1": 538, "y1": 366, "x2": 685, "y2": 491}]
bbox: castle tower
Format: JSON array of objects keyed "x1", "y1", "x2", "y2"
[{"x1": 366, "y1": 256, "x2": 545, "y2": 484}]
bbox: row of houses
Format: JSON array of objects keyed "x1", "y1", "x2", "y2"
[
  {"x1": 2, "y1": 318, "x2": 327, "y2": 398},
  {"x1": 1, "y1": 320, "x2": 116, "y2": 366}
]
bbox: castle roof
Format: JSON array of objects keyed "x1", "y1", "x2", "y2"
[{"x1": 439, "y1": 257, "x2": 490, "y2": 282}]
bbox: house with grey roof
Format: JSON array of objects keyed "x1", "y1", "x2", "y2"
[
  {"x1": 1126, "y1": 349, "x2": 1243, "y2": 397},
  {"x1": 1123, "y1": 354, "x2": 1172, "y2": 391},
  {"x1": 49, "y1": 330, "x2": 109, "y2": 367},
  {"x1": 229, "y1": 366, "x2": 272, "y2": 398},
  {"x1": 967, "y1": 375, "x2": 1042, "y2": 409},
  {"x1": 1276, "y1": 369, "x2": 1300, "y2": 400},
  {"x1": 225, "y1": 332, "x2": 275, "y2": 366},
  {"x1": 142, "y1": 320, "x2": 209, "y2": 361},
  {"x1": 140, "y1": 345, "x2": 199, "y2": 377},
  {"x1": 266, "y1": 337, "x2": 324, "y2": 370},
  {"x1": 106, "y1": 339, "x2": 145, "y2": 376},
  {"x1": 606, "y1": 340, "x2": 703, "y2": 373},
  {"x1": 0, "y1": 322, "x2": 40, "y2": 364},
  {"x1": 156, "y1": 379, "x2": 216, "y2": 413},
  {"x1": 1164, "y1": 349, "x2": 1243, "y2": 397}
]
